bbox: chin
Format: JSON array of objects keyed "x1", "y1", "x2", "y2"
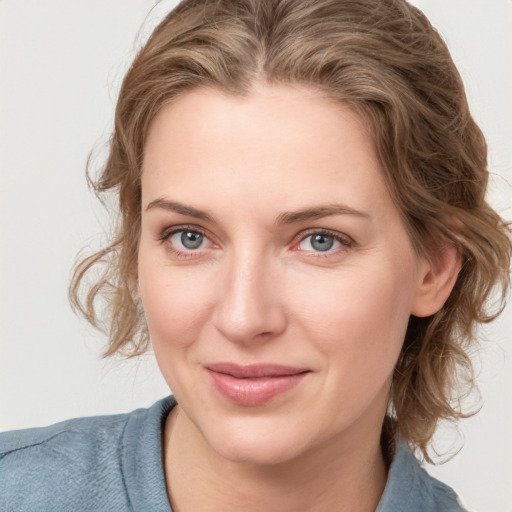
[
  {"x1": 204, "y1": 422, "x2": 307, "y2": 466},
  {"x1": 217, "y1": 440, "x2": 300, "y2": 466}
]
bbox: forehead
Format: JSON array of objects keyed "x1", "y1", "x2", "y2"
[{"x1": 141, "y1": 84, "x2": 391, "y2": 222}]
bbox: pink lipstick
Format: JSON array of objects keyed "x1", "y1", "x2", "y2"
[{"x1": 205, "y1": 363, "x2": 309, "y2": 406}]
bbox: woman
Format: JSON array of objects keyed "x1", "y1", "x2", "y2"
[{"x1": 1, "y1": 0, "x2": 510, "y2": 510}]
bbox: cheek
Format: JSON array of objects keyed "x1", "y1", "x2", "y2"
[
  {"x1": 138, "y1": 255, "x2": 215, "y2": 351},
  {"x1": 138, "y1": 260, "x2": 218, "y2": 399},
  {"x1": 289, "y1": 260, "x2": 415, "y2": 373}
]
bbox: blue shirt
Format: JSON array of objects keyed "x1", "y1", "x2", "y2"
[{"x1": 0, "y1": 396, "x2": 466, "y2": 511}]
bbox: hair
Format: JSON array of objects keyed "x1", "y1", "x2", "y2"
[{"x1": 70, "y1": 0, "x2": 511, "y2": 461}]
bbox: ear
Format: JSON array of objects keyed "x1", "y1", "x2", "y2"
[{"x1": 411, "y1": 242, "x2": 462, "y2": 318}]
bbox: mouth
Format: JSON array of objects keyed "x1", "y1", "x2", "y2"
[{"x1": 205, "y1": 362, "x2": 310, "y2": 406}]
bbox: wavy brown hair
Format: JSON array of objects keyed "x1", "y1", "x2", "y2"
[{"x1": 70, "y1": 0, "x2": 511, "y2": 460}]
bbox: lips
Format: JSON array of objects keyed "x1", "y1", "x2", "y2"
[{"x1": 205, "y1": 363, "x2": 310, "y2": 406}]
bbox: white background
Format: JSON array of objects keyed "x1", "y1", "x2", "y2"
[{"x1": 0, "y1": 1, "x2": 510, "y2": 510}]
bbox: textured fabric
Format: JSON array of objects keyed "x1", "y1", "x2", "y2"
[
  {"x1": 1, "y1": 396, "x2": 466, "y2": 511},
  {"x1": 376, "y1": 442, "x2": 467, "y2": 512},
  {"x1": 0, "y1": 397, "x2": 175, "y2": 512}
]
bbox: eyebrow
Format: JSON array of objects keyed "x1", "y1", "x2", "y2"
[
  {"x1": 145, "y1": 198, "x2": 215, "y2": 222},
  {"x1": 145, "y1": 198, "x2": 370, "y2": 225},
  {"x1": 275, "y1": 204, "x2": 371, "y2": 225}
]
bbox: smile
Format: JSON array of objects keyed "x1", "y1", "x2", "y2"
[{"x1": 205, "y1": 363, "x2": 310, "y2": 406}]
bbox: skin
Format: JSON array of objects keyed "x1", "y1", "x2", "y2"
[{"x1": 138, "y1": 84, "x2": 460, "y2": 512}]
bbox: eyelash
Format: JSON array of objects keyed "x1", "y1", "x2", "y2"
[
  {"x1": 157, "y1": 225, "x2": 354, "y2": 259},
  {"x1": 293, "y1": 229, "x2": 354, "y2": 257},
  {"x1": 157, "y1": 224, "x2": 212, "y2": 259}
]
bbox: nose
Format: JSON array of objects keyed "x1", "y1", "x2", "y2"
[{"x1": 212, "y1": 250, "x2": 287, "y2": 345}]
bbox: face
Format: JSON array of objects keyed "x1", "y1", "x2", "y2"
[{"x1": 138, "y1": 84, "x2": 429, "y2": 465}]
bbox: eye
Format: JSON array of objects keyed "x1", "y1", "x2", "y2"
[
  {"x1": 300, "y1": 233, "x2": 339, "y2": 252},
  {"x1": 296, "y1": 230, "x2": 352, "y2": 254},
  {"x1": 171, "y1": 230, "x2": 207, "y2": 250},
  {"x1": 158, "y1": 226, "x2": 215, "y2": 257}
]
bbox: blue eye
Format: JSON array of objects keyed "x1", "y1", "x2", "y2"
[
  {"x1": 298, "y1": 232, "x2": 344, "y2": 253},
  {"x1": 311, "y1": 234, "x2": 336, "y2": 251},
  {"x1": 170, "y1": 230, "x2": 206, "y2": 250}
]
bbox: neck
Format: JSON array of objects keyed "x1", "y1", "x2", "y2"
[{"x1": 163, "y1": 406, "x2": 387, "y2": 512}]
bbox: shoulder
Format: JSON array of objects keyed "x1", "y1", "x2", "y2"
[
  {"x1": 377, "y1": 441, "x2": 468, "y2": 512},
  {"x1": 0, "y1": 410, "x2": 129, "y2": 459},
  {"x1": 0, "y1": 397, "x2": 175, "y2": 512},
  {"x1": 0, "y1": 411, "x2": 131, "y2": 511}
]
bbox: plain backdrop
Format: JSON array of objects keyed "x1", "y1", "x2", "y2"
[{"x1": 1, "y1": 1, "x2": 511, "y2": 511}]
